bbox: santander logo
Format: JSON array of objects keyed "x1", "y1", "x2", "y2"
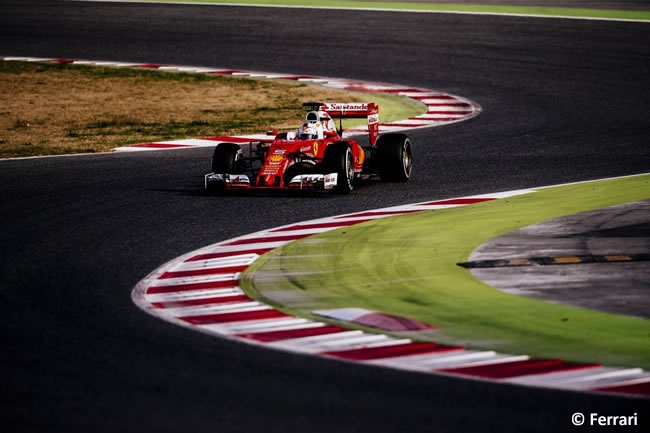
[{"x1": 322, "y1": 103, "x2": 368, "y2": 111}]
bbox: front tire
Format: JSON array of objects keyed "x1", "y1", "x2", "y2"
[
  {"x1": 209, "y1": 142, "x2": 243, "y2": 194},
  {"x1": 323, "y1": 142, "x2": 354, "y2": 194},
  {"x1": 211, "y1": 142, "x2": 242, "y2": 173},
  {"x1": 376, "y1": 133, "x2": 412, "y2": 182}
]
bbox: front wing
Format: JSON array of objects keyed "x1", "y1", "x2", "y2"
[{"x1": 205, "y1": 173, "x2": 338, "y2": 192}]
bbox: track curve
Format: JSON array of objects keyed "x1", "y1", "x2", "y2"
[{"x1": 1, "y1": 1, "x2": 649, "y2": 431}]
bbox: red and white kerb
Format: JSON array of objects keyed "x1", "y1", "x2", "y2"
[
  {"x1": 132, "y1": 189, "x2": 650, "y2": 398},
  {"x1": 0, "y1": 56, "x2": 481, "y2": 152}
]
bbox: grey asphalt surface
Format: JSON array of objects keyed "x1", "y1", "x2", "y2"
[
  {"x1": 1, "y1": 1, "x2": 649, "y2": 432},
  {"x1": 339, "y1": 0, "x2": 650, "y2": 11},
  {"x1": 470, "y1": 200, "x2": 650, "y2": 319}
]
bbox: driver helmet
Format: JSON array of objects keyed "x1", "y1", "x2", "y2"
[{"x1": 299, "y1": 123, "x2": 319, "y2": 140}]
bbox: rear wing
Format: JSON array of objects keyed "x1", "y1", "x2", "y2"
[{"x1": 303, "y1": 102, "x2": 379, "y2": 145}]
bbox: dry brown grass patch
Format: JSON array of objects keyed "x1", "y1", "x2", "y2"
[{"x1": 0, "y1": 61, "x2": 367, "y2": 158}]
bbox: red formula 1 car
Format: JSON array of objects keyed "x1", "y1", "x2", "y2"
[{"x1": 205, "y1": 102, "x2": 412, "y2": 194}]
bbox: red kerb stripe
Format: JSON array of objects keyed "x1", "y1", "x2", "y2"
[
  {"x1": 152, "y1": 295, "x2": 251, "y2": 309},
  {"x1": 334, "y1": 210, "x2": 422, "y2": 219},
  {"x1": 426, "y1": 103, "x2": 472, "y2": 107},
  {"x1": 223, "y1": 234, "x2": 310, "y2": 246},
  {"x1": 440, "y1": 359, "x2": 600, "y2": 379},
  {"x1": 136, "y1": 64, "x2": 163, "y2": 68},
  {"x1": 417, "y1": 198, "x2": 496, "y2": 206},
  {"x1": 592, "y1": 380, "x2": 650, "y2": 397},
  {"x1": 146, "y1": 279, "x2": 238, "y2": 295},
  {"x1": 236, "y1": 325, "x2": 347, "y2": 342},
  {"x1": 280, "y1": 76, "x2": 318, "y2": 80},
  {"x1": 411, "y1": 95, "x2": 455, "y2": 100},
  {"x1": 179, "y1": 309, "x2": 289, "y2": 325},
  {"x1": 324, "y1": 342, "x2": 463, "y2": 361},
  {"x1": 185, "y1": 248, "x2": 272, "y2": 262},
  {"x1": 409, "y1": 116, "x2": 459, "y2": 121},
  {"x1": 199, "y1": 136, "x2": 261, "y2": 143},
  {"x1": 158, "y1": 265, "x2": 249, "y2": 279},
  {"x1": 426, "y1": 111, "x2": 472, "y2": 115},
  {"x1": 380, "y1": 123, "x2": 430, "y2": 128},
  {"x1": 129, "y1": 143, "x2": 193, "y2": 149},
  {"x1": 270, "y1": 219, "x2": 372, "y2": 232},
  {"x1": 381, "y1": 88, "x2": 426, "y2": 93}
]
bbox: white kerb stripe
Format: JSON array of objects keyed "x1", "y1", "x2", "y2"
[
  {"x1": 229, "y1": 321, "x2": 327, "y2": 335},
  {"x1": 173, "y1": 302, "x2": 268, "y2": 317},
  {"x1": 315, "y1": 334, "x2": 394, "y2": 350},
  {"x1": 149, "y1": 274, "x2": 239, "y2": 288},
  {"x1": 145, "y1": 288, "x2": 244, "y2": 303},
  {"x1": 504, "y1": 366, "x2": 626, "y2": 387},
  {"x1": 271, "y1": 330, "x2": 363, "y2": 347},
  {"x1": 398, "y1": 350, "x2": 497, "y2": 368},
  {"x1": 216, "y1": 318, "x2": 315, "y2": 334},
  {"x1": 433, "y1": 354, "x2": 530, "y2": 371},
  {"x1": 558, "y1": 370, "x2": 648, "y2": 391},
  {"x1": 173, "y1": 254, "x2": 259, "y2": 271}
]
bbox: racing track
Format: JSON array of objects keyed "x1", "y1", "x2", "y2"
[{"x1": 1, "y1": 1, "x2": 649, "y2": 431}]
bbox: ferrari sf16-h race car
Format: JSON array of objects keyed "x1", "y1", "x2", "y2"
[{"x1": 205, "y1": 102, "x2": 412, "y2": 194}]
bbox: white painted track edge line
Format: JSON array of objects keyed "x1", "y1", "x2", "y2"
[{"x1": 72, "y1": 1, "x2": 650, "y2": 24}]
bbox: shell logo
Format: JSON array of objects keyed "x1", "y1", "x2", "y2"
[{"x1": 269, "y1": 154, "x2": 284, "y2": 163}]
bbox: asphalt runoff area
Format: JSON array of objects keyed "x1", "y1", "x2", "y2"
[{"x1": 470, "y1": 200, "x2": 650, "y2": 319}]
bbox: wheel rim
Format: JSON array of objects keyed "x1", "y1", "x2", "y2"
[
  {"x1": 402, "y1": 143, "x2": 412, "y2": 176},
  {"x1": 346, "y1": 149, "x2": 354, "y2": 182}
]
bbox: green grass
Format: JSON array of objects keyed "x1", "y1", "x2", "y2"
[
  {"x1": 127, "y1": 0, "x2": 650, "y2": 21},
  {"x1": 339, "y1": 92, "x2": 426, "y2": 130},
  {"x1": 242, "y1": 175, "x2": 650, "y2": 369}
]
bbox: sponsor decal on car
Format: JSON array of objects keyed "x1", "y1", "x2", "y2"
[
  {"x1": 269, "y1": 154, "x2": 284, "y2": 163},
  {"x1": 313, "y1": 141, "x2": 319, "y2": 155},
  {"x1": 263, "y1": 175, "x2": 275, "y2": 185},
  {"x1": 321, "y1": 103, "x2": 369, "y2": 111},
  {"x1": 324, "y1": 173, "x2": 338, "y2": 189}
]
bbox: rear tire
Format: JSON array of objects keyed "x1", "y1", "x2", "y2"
[
  {"x1": 211, "y1": 142, "x2": 242, "y2": 173},
  {"x1": 376, "y1": 133, "x2": 412, "y2": 182},
  {"x1": 323, "y1": 142, "x2": 354, "y2": 194}
]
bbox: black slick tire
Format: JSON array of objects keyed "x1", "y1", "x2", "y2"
[
  {"x1": 211, "y1": 142, "x2": 242, "y2": 173},
  {"x1": 323, "y1": 142, "x2": 354, "y2": 194},
  {"x1": 376, "y1": 133, "x2": 412, "y2": 182}
]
